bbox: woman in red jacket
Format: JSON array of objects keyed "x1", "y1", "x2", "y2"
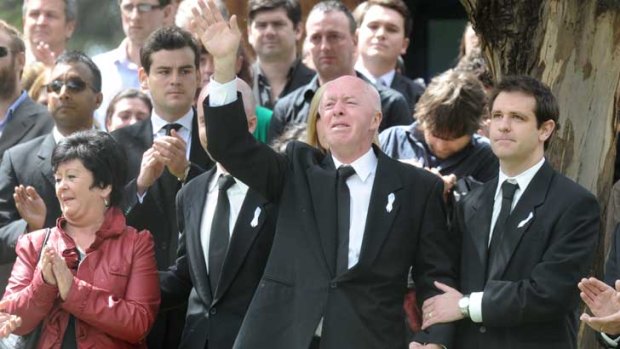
[{"x1": 0, "y1": 130, "x2": 160, "y2": 348}]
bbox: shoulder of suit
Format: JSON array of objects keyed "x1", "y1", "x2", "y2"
[
  {"x1": 4, "y1": 133, "x2": 49, "y2": 156},
  {"x1": 111, "y1": 118, "x2": 150, "y2": 139},
  {"x1": 548, "y1": 169, "x2": 597, "y2": 202}
]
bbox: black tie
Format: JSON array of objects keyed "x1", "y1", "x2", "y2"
[
  {"x1": 488, "y1": 181, "x2": 519, "y2": 262},
  {"x1": 162, "y1": 123, "x2": 182, "y2": 136},
  {"x1": 209, "y1": 174, "x2": 235, "y2": 293},
  {"x1": 336, "y1": 166, "x2": 356, "y2": 274}
]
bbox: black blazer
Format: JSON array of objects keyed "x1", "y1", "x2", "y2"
[
  {"x1": 453, "y1": 161, "x2": 600, "y2": 349},
  {"x1": 111, "y1": 111, "x2": 213, "y2": 269},
  {"x1": 390, "y1": 73, "x2": 425, "y2": 115},
  {"x1": 0, "y1": 134, "x2": 61, "y2": 294},
  {"x1": 205, "y1": 98, "x2": 458, "y2": 349},
  {"x1": 159, "y1": 169, "x2": 276, "y2": 349},
  {"x1": 0, "y1": 96, "x2": 52, "y2": 161}
]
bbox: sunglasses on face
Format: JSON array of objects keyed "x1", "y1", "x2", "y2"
[
  {"x1": 0, "y1": 46, "x2": 9, "y2": 58},
  {"x1": 46, "y1": 78, "x2": 92, "y2": 94},
  {"x1": 121, "y1": 3, "x2": 163, "y2": 14}
]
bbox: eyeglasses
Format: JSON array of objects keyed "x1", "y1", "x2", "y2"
[
  {"x1": 121, "y1": 3, "x2": 163, "y2": 14},
  {"x1": 0, "y1": 47, "x2": 9, "y2": 58},
  {"x1": 46, "y1": 78, "x2": 93, "y2": 94}
]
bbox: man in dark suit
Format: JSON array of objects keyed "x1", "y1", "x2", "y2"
[
  {"x1": 0, "y1": 51, "x2": 102, "y2": 294},
  {"x1": 421, "y1": 76, "x2": 600, "y2": 349},
  {"x1": 160, "y1": 78, "x2": 276, "y2": 349},
  {"x1": 111, "y1": 26, "x2": 212, "y2": 349},
  {"x1": 267, "y1": 1, "x2": 411, "y2": 142},
  {"x1": 0, "y1": 20, "x2": 52, "y2": 161},
  {"x1": 193, "y1": 2, "x2": 457, "y2": 348},
  {"x1": 354, "y1": 0, "x2": 425, "y2": 114}
]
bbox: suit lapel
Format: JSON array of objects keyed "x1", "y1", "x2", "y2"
[
  {"x1": 466, "y1": 178, "x2": 497, "y2": 278},
  {"x1": 36, "y1": 134, "x2": 56, "y2": 188},
  {"x1": 214, "y1": 190, "x2": 268, "y2": 302},
  {"x1": 487, "y1": 162, "x2": 553, "y2": 280},
  {"x1": 306, "y1": 155, "x2": 338, "y2": 277},
  {"x1": 185, "y1": 170, "x2": 215, "y2": 305},
  {"x1": 348, "y1": 151, "x2": 402, "y2": 274},
  {"x1": 188, "y1": 109, "x2": 213, "y2": 172}
]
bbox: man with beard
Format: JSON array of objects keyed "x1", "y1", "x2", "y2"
[
  {"x1": 0, "y1": 51, "x2": 102, "y2": 295},
  {"x1": 22, "y1": 0, "x2": 77, "y2": 67},
  {"x1": 0, "y1": 20, "x2": 52, "y2": 161}
]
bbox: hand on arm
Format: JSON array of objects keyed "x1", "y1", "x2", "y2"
[
  {"x1": 421, "y1": 281, "x2": 464, "y2": 330},
  {"x1": 191, "y1": 0, "x2": 241, "y2": 83},
  {"x1": 579, "y1": 278, "x2": 620, "y2": 335},
  {"x1": 136, "y1": 148, "x2": 166, "y2": 196},
  {"x1": 14, "y1": 185, "x2": 46, "y2": 232},
  {"x1": 0, "y1": 303, "x2": 21, "y2": 338},
  {"x1": 152, "y1": 131, "x2": 189, "y2": 180},
  {"x1": 426, "y1": 168, "x2": 457, "y2": 202}
]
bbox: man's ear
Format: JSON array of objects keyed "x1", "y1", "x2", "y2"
[
  {"x1": 64, "y1": 20, "x2": 76, "y2": 40},
  {"x1": 247, "y1": 114, "x2": 257, "y2": 134},
  {"x1": 138, "y1": 67, "x2": 149, "y2": 90},
  {"x1": 294, "y1": 22, "x2": 303, "y2": 42},
  {"x1": 400, "y1": 37, "x2": 410, "y2": 56},
  {"x1": 539, "y1": 119, "x2": 556, "y2": 143}
]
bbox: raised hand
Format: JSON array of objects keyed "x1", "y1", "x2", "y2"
[
  {"x1": 136, "y1": 147, "x2": 166, "y2": 196},
  {"x1": 190, "y1": 0, "x2": 240, "y2": 83},
  {"x1": 579, "y1": 277, "x2": 620, "y2": 334},
  {"x1": 32, "y1": 41, "x2": 57, "y2": 67},
  {"x1": 152, "y1": 129, "x2": 189, "y2": 180},
  {"x1": 14, "y1": 185, "x2": 46, "y2": 232}
]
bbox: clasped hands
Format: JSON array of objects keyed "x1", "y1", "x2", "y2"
[
  {"x1": 137, "y1": 130, "x2": 189, "y2": 193},
  {"x1": 0, "y1": 300, "x2": 21, "y2": 338},
  {"x1": 40, "y1": 246, "x2": 75, "y2": 301},
  {"x1": 579, "y1": 277, "x2": 620, "y2": 335}
]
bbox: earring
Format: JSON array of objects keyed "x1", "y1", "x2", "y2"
[{"x1": 104, "y1": 198, "x2": 110, "y2": 208}]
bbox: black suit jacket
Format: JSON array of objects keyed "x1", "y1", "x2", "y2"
[
  {"x1": 159, "y1": 169, "x2": 276, "y2": 349},
  {"x1": 205, "y1": 98, "x2": 458, "y2": 349},
  {"x1": 0, "y1": 134, "x2": 61, "y2": 294},
  {"x1": 111, "y1": 111, "x2": 213, "y2": 269},
  {"x1": 0, "y1": 95, "x2": 52, "y2": 161},
  {"x1": 453, "y1": 161, "x2": 599, "y2": 349},
  {"x1": 268, "y1": 73, "x2": 412, "y2": 142},
  {"x1": 390, "y1": 73, "x2": 425, "y2": 114}
]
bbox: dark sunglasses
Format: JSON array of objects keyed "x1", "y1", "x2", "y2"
[
  {"x1": 0, "y1": 46, "x2": 9, "y2": 58},
  {"x1": 46, "y1": 78, "x2": 92, "y2": 94},
  {"x1": 121, "y1": 3, "x2": 163, "y2": 14}
]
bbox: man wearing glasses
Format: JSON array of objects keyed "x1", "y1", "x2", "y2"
[
  {"x1": 93, "y1": 0, "x2": 171, "y2": 128},
  {"x1": 0, "y1": 51, "x2": 101, "y2": 294}
]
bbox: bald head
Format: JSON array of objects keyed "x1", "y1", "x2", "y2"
[
  {"x1": 197, "y1": 78, "x2": 257, "y2": 150},
  {"x1": 322, "y1": 75, "x2": 381, "y2": 113}
]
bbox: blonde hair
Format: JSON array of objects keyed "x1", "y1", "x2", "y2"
[{"x1": 305, "y1": 85, "x2": 328, "y2": 153}]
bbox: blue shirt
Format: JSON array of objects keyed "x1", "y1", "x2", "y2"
[{"x1": 0, "y1": 91, "x2": 28, "y2": 136}]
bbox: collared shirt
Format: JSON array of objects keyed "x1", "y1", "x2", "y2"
[
  {"x1": 150, "y1": 108, "x2": 194, "y2": 160},
  {"x1": 200, "y1": 167, "x2": 249, "y2": 271},
  {"x1": 92, "y1": 39, "x2": 141, "y2": 128},
  {"x1": 355, "y1": 63, "x2": 396, "y2": 87},
  {"x1": 0, "y1": 91, "x2": 28, "y2": 137},
  {"x1": 469, "y1": 157, "x2": 546, "y2": 323},
  {"x1": 252, "y1": 59, "x2": 315, "y2": 110},
  {"x1": 332, "y1": 148, "x2": 378, "y2": 269}
]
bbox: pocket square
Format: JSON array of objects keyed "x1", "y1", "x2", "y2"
[
  {"x1": 386, "y1": 193, "x2": 395, "y2": 213},
  {"x1": 517, "y1": 212, "x2": 534, "y2": 228},
  {"x1": 251, "y1": 207, "x2": 261, "y2": 227}
]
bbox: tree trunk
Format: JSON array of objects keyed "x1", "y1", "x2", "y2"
[{"x1": 461, "y1": 0, "x2": 620, "y2": 347}]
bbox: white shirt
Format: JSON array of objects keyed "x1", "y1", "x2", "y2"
[
  {"x1": 355, "y1": 63, "x2": 396, "y2": 87},
  {"x1": 200, "y1": 167, "x2": 249, "y2": 271},
  {"x1": 469, "y1": 158, "x2": 546, "y2": 323},
  {"x1": 333, "y1": 148, "x2": 378, "y2": 269}
]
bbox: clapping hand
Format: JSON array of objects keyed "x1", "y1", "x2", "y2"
[
  {"x1": 0, "y1": 300, "x2": 21, "y2": 338},
  {"x1": 14, "y1": 185, "x2": 46, "y2": 232},
  {"x1": 579, "y1": 277, "x2": 620, "y2": 334}
]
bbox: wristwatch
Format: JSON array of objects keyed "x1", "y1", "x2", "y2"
[{"x1": 458, "y1": 294, "x2": 470, "y2": 318}]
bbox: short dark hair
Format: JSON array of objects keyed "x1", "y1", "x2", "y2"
[
  {"x1": 354, "y1": 0, "x2": 412, "y2": 37},
  {"x1": 23, "y1": 0, "x2": 78, "y2": 22},
  {"x1": 309, "y1": 1, "x2": 356, "y2": 35},
  {"x1": 416, "y1": 69, "x2": 487, "y2": 139},
  {"x1": 248, "y1": 0, "x2": 302, "y2": 27},
  {"x1": 52, "y1": 130, "x2": 128, "y2": 208},
  {"x1": 117, "y1": 0, "x2": 171, "y2": 6},
  {"x1": 140, "y1": 26, "x2": 200, "y2": 74},
  {"x1": 55, "y1": 51, "x2": 102, "y2": 92},
  {"x1": 105, "y1": 88, "x2": 152, "y2": 125},
  {"x1": 489, "y1": 75, "x2": 559, "y2": 147}
]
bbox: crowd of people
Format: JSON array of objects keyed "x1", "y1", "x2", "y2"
[{"x1": 0, "y1": 0, "x2": 617, "y2": 348}]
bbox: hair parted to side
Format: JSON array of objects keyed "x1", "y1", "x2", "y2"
[
  {"x1": 140, "y1": 26, "x2": 200, "y2": 74},
  {"x1": 353, "y1": 0, "x2": 412, "y2": 37},
  {"x1": 248, "y1": 0, "x2": 302, "y2": 27}
]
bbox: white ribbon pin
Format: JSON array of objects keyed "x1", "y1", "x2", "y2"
[
  {"x1": 251, "y1": 207, "x2": 261, "y2": 227},
  {"x1": 517, "y1": 212, "x2": 534, "y2": 228},
  {"x1": 386, "y1": 193, "x2": 395, "y2": 213}
]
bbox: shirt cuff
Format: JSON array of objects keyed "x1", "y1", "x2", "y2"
[
  {"x1": 207, "y1": 77, "x2": 238, "y2": 106},
  {"x1": 469, "y1": 291, "x2": 484, "y2": 323},
  {"x1": 602, "y1": 332, "x2": 620, "y2": 347},
  {"x1": 136, "y1": 191, "x2": 146, "y2": 204}
]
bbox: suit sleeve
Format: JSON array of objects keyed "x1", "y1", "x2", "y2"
[
  {"x1": 379, "y1": 90, "x2": 412, "y2": 132},
  {"x1": 204, "y1": 96, "x2": 289, "y2": 203},
  {"x1": 159, "y1": 188, "x2": 193, "y2": 310},
  {"x1": 605, "y1": 224, "x2": 620, "y2": 286},
  {"x1": 481, "y1": 192, "x2": 600, "y2": 326},
  {"x1": 267, "y1": 100, "x2": 287, "y2": 143},
  {"x1": 0, "y1": 150, "x2": 28, "y2": 264},
  {"x1": 412, "y1": 177, "x2": 459, "y2": 347}
]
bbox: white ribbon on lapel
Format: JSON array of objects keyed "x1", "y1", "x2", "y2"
[
  {"x1": 386, "y1": 193, "x2": 395, "y2": 213},
  {"x1": 251, "y1": 207, "x2": 261, "y2": 227},
  {"x1": 517, "y1": 212, "x2": 534, "y2": 228}
]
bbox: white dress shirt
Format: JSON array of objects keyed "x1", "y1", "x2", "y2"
[
  {"x1": 469, "y1": 157, "x2": 546, "y2": 323},
  {"x1": 200, "y1": 167, "x2": 249, "y2": 271},
  {"x1": 355, "y1": 63, "x2": 396, "y2": 87}
]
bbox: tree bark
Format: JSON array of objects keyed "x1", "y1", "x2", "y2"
[{"x1": 461, "y1": 1, "x2": 620, "y2": 348}]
